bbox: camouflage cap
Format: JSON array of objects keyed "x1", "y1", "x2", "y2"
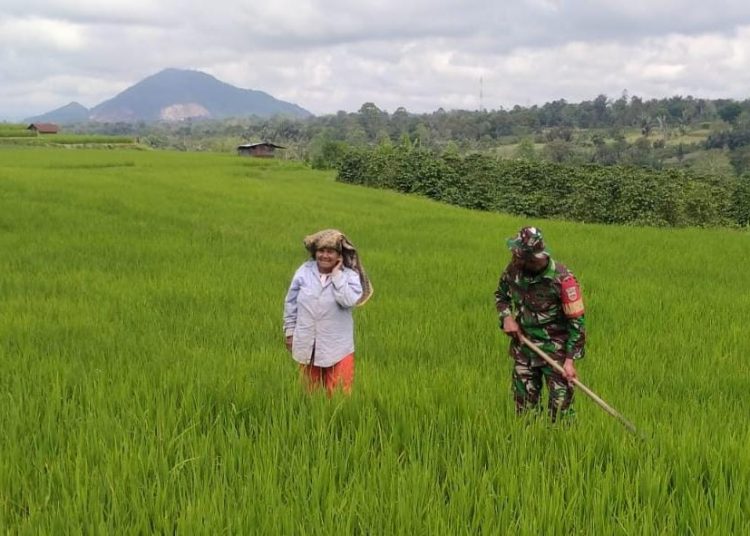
[{"x1": 506, "y1": 226, "x2": 548, "y2": 258}]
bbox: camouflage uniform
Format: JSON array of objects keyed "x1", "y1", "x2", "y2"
[{"x1": 495, "y1": 227, "x2": 586, "y2": 421}]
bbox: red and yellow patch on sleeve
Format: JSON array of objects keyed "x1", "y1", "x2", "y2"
[{"x1": 561, "y1": 277, "x2": 584, "y2": 318}]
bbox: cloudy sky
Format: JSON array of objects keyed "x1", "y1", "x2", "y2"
[{"x1": 2, "y1": 0, "x2": 750, "y2": 120}]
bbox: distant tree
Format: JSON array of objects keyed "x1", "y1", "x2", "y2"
[
  {"x1": 345, "y1": 125, "x2": 368, "y2": 146},
  {"x1": 733, "y1": 175, "x2": 750, "y2": 226},
  {"x1": 539, "y1": 99, "x2": 568, "y2": 127},
  {"x1": 375, "y1": 129, "x2": 392, "y2": 147},
  {"x1": 611, "y1": 91, "x2": 630, "y2": 127},
  {"x1": 641, "y1": 115, "x2": 653, "y2": 137},
  {"x1": 398, "y1": 133, "x2": 413, "y2": 150},
  {"x1": 718, "y1": 102, "x2": 743, "y2": 125},
  {"x1": 309, "y1": 137, "x2": 348, "y2": 169},
  {"x1": 358, "y1": 102, "x2": 387, "y2": 141},
  {"x1": 442, "y1": 140, "x2": 460, "y2": 157},
  {"x1": 689, "y1": 149, "x2": 735, "y2": 178},
  {"x1": 545, "y1": 126, "x2": 573, "y2": 142},
  {"x1": 543, "y1": 139, "x2": 574, "y2": 163},
  {"x1": 676, "y1": 143, "x2": 686, "y2": 163},
  {"x1": 629, "y1": 95, "x2": 645, "y2": 126},
  {"x1": 729, "y1": 146, "x2": 750, "y2": 176},
  {"x1": 514, "y1": 137, "x2": 537, "y2": 161},
  {"x1": 627, "y1": 137, "x2": 654, "y2": 167},
  {"x1": 655, "y1": 114, "x2": 668, "y2": 138},
  {"x1": 592, "y1": 94, "x2": 610, "y2": 127},
  {"x1": 414, "y1": 123, "x2": 432, "y2": 147},
  {"x1": 489, "y1": 111, "x2": 514, "y2": 137},
  {"x1": 591, "y1": 135, "x2": 617, "y2": 165},
  {"x1": 390, "y1": 107, "x2": 411, "y2": 139},
  {"x1": 735, "y1": 110, "x2": 750, "y2": 129}
]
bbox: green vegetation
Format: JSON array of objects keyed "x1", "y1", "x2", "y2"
[
  {"x1": 61, "y1": 94, "x2": 750, "y2": 176},
  {"x1": 337, "y1": 142, "x2": 749, "y2": 227},
  {"x1": 0, "y1": 134, "x2": 135, "y2": 146},
  {"x1": 0, "y1": 147, "x2": 748, "y2": 533},
  {"x1": 0, "y1": 124, "x2": 36, "y2": 138},
  {"x1": 0, "y1": 124, "x2": 134, "y2": 145}
]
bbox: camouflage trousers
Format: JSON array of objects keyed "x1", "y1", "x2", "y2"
[{"x1": 512, "y1": 360, "x2": 574, "y2": 421}]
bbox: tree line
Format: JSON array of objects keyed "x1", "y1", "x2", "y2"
[
  {"x1": 70, "y1": 93, "x2": 750, "y2": 177},
  {"x1": 70, "y1": 94, "x2": 744, "y2": 141}
]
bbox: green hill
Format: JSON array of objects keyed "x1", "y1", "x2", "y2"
[{"x1": 0, "y1": 147, "x2": 748, "y2": 532}]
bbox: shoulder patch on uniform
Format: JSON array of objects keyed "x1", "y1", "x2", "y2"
[{"x1": 560, "y1": 276, "x2": 584, "y2": 318}]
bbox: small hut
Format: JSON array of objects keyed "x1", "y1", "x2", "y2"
[
  {"x1": 27, "y1": 123, "x2": 59, "y2": 134},
  {"x1": 237, "y1": 142, "x2": 285, "y2": 158}
]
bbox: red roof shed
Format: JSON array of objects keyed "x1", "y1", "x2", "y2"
[{"x1": 27, "y1": 123, "x2": 60, "y2": 134}]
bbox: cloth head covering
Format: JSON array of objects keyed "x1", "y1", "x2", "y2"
[
  {"x1": 303, "y1": 229, "x2": 373, "y2": 307},
  {"x1": 506, "y1": 226, "x2": 549, "y2": 259}
]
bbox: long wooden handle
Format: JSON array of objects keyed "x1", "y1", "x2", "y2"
[{"x1": 518, "y1": 334, "x2": 639, "y2": 435}]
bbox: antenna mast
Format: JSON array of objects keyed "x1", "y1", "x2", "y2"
[{"x1": 479, "y1": 76, "x2": 484, "y2": 112}]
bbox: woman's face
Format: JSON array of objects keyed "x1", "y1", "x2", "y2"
[{"x1": 315, "y1": 247, "x2": 341, "y2": 273}]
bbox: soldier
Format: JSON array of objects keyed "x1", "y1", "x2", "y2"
[{"x1": 495, "y1": 226, "x2": 586, "y2": 421}]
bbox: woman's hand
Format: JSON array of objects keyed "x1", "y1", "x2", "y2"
[
  {"x1": 332, "y1": 258, "x2": 343, "y2": 276},
  {"x1": 285, "y1": 335, "x2": 293, "y2": 352}
]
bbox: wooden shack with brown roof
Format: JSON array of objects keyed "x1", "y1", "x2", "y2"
[
  {"x1": 27, "y1": 123, "x2": 60, "y2": 134},
  {"x1": 237, "y1": 142, "x2": 285, "y2": 158}
]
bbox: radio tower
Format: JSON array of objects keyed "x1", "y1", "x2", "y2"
[{"x1": 479, "y1": 76, "x2": 485, "y2": 112}]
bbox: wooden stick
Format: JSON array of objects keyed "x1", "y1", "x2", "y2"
[{"x1": 518, "y1": 334, "x2": 639, "y2": 435}]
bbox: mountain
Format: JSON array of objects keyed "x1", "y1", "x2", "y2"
[
  {"x1": 26, "y1": 101, "x2": 90, "y2": 124},
  {"x1": 28, "y1": 69, "x2": 313, "y2": 124},
  {"x1": 89, "y1": 69, "x2": 312, "y2": 122}
]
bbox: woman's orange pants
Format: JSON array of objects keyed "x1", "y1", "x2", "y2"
[{"x1": 300, "y1": 353, "x2": 354, "y2": 396}]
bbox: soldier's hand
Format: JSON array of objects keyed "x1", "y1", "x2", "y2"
[
  {"x1": 563, "y1": 359, "x2": 578, "y2": 382},
  {"x1": 285, "y1": 335, "x2": 293, "y2": 352},
  {"x1": 502, "y1": 316, "x2": 520, "y2": 339}
]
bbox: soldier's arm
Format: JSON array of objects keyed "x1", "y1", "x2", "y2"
[
  {"x1": 566, "y1": 315, "x2": 586, "y2": 360},
  {"x1": 561, "y1": 275, "x2": 586, "y2": 360},
  {"x1": 494, "y1": 269, "x2": 513, "y2": 324}
]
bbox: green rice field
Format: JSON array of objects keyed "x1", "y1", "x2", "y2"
[
  {"x1": 0, "y1": 147, "x2": 748, "y2": 533},
  {"x1": 0, "y1": 134, "x2": 135, "y2": 146}
]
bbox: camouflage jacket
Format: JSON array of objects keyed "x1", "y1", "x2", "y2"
[{"x1": 495, "y1": 258, "x2": 586, "y2": 366}]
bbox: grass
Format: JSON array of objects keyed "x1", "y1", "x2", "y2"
[
  {"x1": 0, "y1": 147, "x2": 748, "y2": 533},
  {"x1": 0, "y1": 134, "x2": 135, "y2": 145}
]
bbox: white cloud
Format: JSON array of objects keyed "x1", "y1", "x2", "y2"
[
  {"x1": 2, "y1": 1, "x2": 750, "y2": 119},
  {"x1": 0, "y1": 17, "x2": 87, "y2": 52}
]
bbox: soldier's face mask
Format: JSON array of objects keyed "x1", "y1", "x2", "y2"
[
  {"x1": 510, "y1": 249, "x2": 530, "y2": 268},
  {"x1": 513, "y1": 249, "x2": 548, "y2": 273}
]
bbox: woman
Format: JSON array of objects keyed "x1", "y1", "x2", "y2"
[{"x1": 283, "y1": 229, "x2": 372, "y2": 395}]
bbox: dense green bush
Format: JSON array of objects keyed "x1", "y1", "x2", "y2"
[
  {"x1": 308, "y1": 138, "x2": 349, "y2": 169},
  {"x1": 336, "y1": 144, "x2": 748, "y2": 228},
  {"x1": 733, "y1": 176, "x2": 750, "y2": 226}
]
